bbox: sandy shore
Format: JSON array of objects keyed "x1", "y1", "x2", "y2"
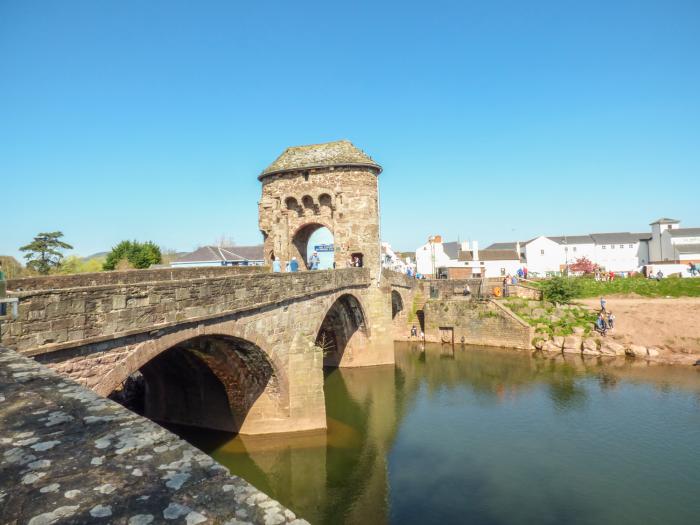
[{"x1": 578, "y1": 296, "x2": 700, "y2": 364}]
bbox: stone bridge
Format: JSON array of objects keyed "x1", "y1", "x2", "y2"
[
  {"x1": 0, "y1": 140, "x2": 441, "y2": 438},
  {"x1": 0, "y1": 266, "x2": 414, "y2": 435}
]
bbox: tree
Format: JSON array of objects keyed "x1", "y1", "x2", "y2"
[
  {"x1": 19, "y1": 232, "x2": 73, "y2": 275},
  {"x1": 0, "y1": 256, "x2": 25, "y2": 279},
  {"x1": 103, "y1": 241, "x2": 162, "y2": 271},
  {"x1": 58, "y1": 255, "x2": 106, "y2": 275},
  {"x1": 540, "y1": 276, "x2": 581, "y2": 304},
  {"x1": 568, "y1": 256, "x2": 598, "y2": 275}
]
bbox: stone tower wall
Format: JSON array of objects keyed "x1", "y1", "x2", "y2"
[{"x1": 258, "y1": 166, "x2": 381, "y2": 276}]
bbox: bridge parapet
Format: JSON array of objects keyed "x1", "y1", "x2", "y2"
[
  {"x1": 1, "y1": 268, "x2": 371, "y2": 356},
  {"x1": 6, "y1": 265, "x2": 266, "y2": 292},
  {"x1": 381, "y1": 268, "x2": 418, "y2": 290}
]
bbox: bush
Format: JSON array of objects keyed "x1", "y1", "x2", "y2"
[
  {"x1": 103, "y1": 241, "x2": 162, "y2": 271},
  {"x1": 540, "y1": 276, "x2": 580, "y2": 304}
]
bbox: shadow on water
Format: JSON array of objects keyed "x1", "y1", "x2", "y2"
[{"x1": 166, "y1": 343, "x2": 700, "y2": 525}]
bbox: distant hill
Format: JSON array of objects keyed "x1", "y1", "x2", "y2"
[{"x1": 82, "y1": 252, "x2": 109, "y2": 261}]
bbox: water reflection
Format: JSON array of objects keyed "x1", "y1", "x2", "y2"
[{"x1": 178, "y1": 343, "x2": 700, "y2": 525}]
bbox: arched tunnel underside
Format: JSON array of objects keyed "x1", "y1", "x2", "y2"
[
  {"x1": 112, "y1": 336, "x2": 287, "y2": 433},
  {"x1": 316, "y1": 294, "x2": 369, "y2": 367}
]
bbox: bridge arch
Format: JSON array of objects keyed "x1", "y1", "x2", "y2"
[
  {"x1": 99, "y1": 327, "x2": 289, "y2": 434},
  {"x1": 391, "y1": 290, "x2": 404, "y2": 319},
  {"x1": 315, "y1": 293, "x2": 369, "y2": 367}
]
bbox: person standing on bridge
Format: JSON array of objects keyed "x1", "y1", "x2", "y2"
[
  {"x1": 308, "y1": 252, "x2": 320, "y2": 270},
  {"x1": 290, "y1": 257, "x2": 299, "y2": 272},
  {"x1": 272, "y1": 258, "x2": 281, "y2": 273}
]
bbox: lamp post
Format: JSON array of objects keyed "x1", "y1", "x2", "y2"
[{"x1": 428, "y1": 236, "x2": 436, "y2": 278}]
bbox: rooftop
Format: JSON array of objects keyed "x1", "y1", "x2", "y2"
[
  {"x1": 459, "y1": 249, "x2": 520, "y2": 261},
  {"x1": 442, "y1": 241, "x2": 460, "y2": 260},
  {"x1": 669, "y1": 228, "x2": 700, "y2": 238},
  {"x1": 260, "y1": 140, "x2": 381, "y2": 179},
  {"x1": 173, "y1": 245, "x2": 264, "y2": 264},
  {"x1": 676, "y1": 243, "x2": 700, "y2": 254},
  {"x1": 650, "y1": 217, "x2": 680, "y2": 225}
]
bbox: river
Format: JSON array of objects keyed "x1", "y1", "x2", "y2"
[{"x1": 176, "y1": 343, "x2": 700, "y2": 524}]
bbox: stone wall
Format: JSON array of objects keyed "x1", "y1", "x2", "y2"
[
  {"x1": 6, "y1": 265, "x2": 265, "y2": 292},
  {"x1": 423, "y1": 299, "x2": 533, "y2": 350},
  {"x1": 2, "y1": 268, "x2": 370, "y2": 355},
  {"x1": 507, "y1": 283, "x2": 543, "y2": 300},
  {"x1": 0, "y1": 346, "x2": 307, "y2": 525}
]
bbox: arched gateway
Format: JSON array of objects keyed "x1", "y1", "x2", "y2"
[{"x1": 258, "y1": 140, "x2": 382, "y2": 274}]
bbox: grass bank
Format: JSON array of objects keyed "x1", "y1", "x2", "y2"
[
  {"x1": 574, "y1": 276, "x2": 700, "y2": 298},
  {"x1": 504, "y1": 297, "x2": 597, "y2": 338}
]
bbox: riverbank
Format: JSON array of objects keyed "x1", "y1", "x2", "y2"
[{"x1": 577, "y1": 296, "x2": 700, "y2": 365}]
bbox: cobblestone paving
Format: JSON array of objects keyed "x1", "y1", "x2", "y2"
[{"x1": 0, "y1": 346, "x2": 307, "y2": 525}]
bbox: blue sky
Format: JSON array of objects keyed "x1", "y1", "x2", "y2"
[{"x1": 1, "y1": 0, "x2": 699, "y2": 260}]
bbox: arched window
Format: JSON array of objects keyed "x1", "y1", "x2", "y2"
[
  {"x1": 302, "y1": 195, "x2": 314, "y2": 209},
  {"x1": 319, "y1": 193, "x2": 332, "y2": 207}
]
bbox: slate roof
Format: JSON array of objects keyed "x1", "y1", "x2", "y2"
[
  {"x1": 459, "y1": 249, "x2": 519, "y2": 261},
  {"x1": 485, "y1": 242, "x2": 520, "y2": 250},
  {"x1": 669, "y1": 228, "x2": 700, "y2": 238},
  {"x1": 589, "y1": 232, "x2": 644, "y2": 244},
  {"x1": 548, "y1": 235, "x2": 594, "y2": 245},
  {"x1": 676, "y1": 244, "x2": 700, "y2": 254},
  {"x1": 650, "y1": 217, "x2": 680, "y2": 225},
  {"x1": 173, "y1": 245, "x2": 264, "y2": 264},
  {"x1": 442, "y1": 241, "x2": 460, "y2": 260},
  {"x1": 260, "y1": 140, "x2": 381, "y2": 179},
  {"x1": 635, "y1": 232, "x2": 653, "y2": 241}
]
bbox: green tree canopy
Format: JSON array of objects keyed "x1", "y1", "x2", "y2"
[
  {"x1": 58, "y1": 255, "x2": 106, "y2": 275},
  {"x1": 19, "y1": 231, "x2": 73, "y2": 275},
  {"x1": 540, "y1": 276, "x2": 581, "y2": 304},
  {"x1": 103, "y1": 241, "x2": 162, "y2": 271}
]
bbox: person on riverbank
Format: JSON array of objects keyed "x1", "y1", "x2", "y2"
[
  {"x1": 600, "y1": 297, "x2": 607, "y2": 312},
  {"x1": 607, "y1": 311, "x2": 615, "y2": 330},
  {"x1": 290, "y1": 257, "x2": 299, "y2": 272},
  {"x1": 596, "y1": 313, "x2": 608, "y2": 336},
  {"x1": 0, "y1": 261, "x2": 5, "y2": 316},
  {"x1": 410, "y1": 325, "x2": 418, "y2": 338},
  {"x1": 272, "y1": 258, "x2": 281, "y2": 273}
]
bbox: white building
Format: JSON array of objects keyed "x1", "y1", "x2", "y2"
[
  {"x1": 487, "y1": 217, "x2": 700, "y2": 275},
  {"x1": 382, "y1": 242, "x2": 415, "y2": 274},
  {"x1": 416, "y1": 237, "x2": 521, "y2": 278},
  {"x1": 415, "y1": 236, "x2": 460, "y2": 276},
  {"x1": 649, "y1": 218, "x2": 700, "y2": 263}
]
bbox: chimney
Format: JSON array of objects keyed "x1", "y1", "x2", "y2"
[
  {"x1": 473, "y1": 241, "x2": 479, "y2": 261},
  {"x1": 516, "y1": 241, "x2": 521, "y2": 257},
  {"x1": 461, "y1": 240, "x2": 469, "y2": 251}
]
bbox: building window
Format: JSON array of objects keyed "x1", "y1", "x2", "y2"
[
  {"x1": 602, "y1": 246, "x2": 606, "y2": 250},
  {"x1": 573, "y1": 247, "x2": 577, "y2": 252},
  {"x1": 629, "y1": 244, "x2": 634, "y2": 248},
  {"x1": 620, "y1": 244, "x2": 624, "y2": 249},
  {"x1": 540, "y1": 249, "x2": 544, "y2": 255},
  {"x1": 611, "y1": 245, "x2": 615, "y2": 249}
]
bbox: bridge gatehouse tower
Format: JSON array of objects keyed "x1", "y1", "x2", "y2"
[{"x1": 258, "y1": 140, "x2": 382, "y2": 275}]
